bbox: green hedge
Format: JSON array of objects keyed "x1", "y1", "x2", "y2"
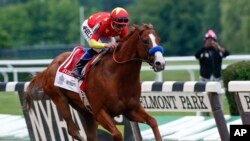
[{"x1": 222, "y1": 61, "x2": 250, "y2": 115}]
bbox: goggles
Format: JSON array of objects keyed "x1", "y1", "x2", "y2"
[{"x1": 113, "y1": 17, "x2": 129, "y2": 23}]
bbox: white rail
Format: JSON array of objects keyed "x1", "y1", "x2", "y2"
[{"x1": 1, "y1": 55, "x2": 250, "y2": 82}]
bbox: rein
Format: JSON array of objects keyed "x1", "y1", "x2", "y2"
[{"x1": 112, "y1": 29, "x2": 153, "y2": 64}]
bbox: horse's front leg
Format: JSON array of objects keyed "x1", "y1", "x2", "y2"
[
  {"x1": 125, "y1": 106, "x2": 162, "y2": 141},
  {"x1": 95, "y1": 109, "x2": 123, "y2": 141}
]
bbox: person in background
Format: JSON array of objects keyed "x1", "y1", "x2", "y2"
[
  {"x1": 195, "y1": 29, "x2": 230, "y2": 82},
  {"x1": 72, "y1": 7, "x2": 129, "y2": 79},
  {"x1": 195, "y1": 29, "x2": 230, "y2": 116}
]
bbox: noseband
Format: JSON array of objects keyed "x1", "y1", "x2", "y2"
[
  {"x1": 138, "y1": 29, "x2": 155, "y2": 64},
  {"x1": 113, "y1": 28, "x2": 163, "y2": 64},
  {"x1": 138, "y1": 29, "x2": 164, "y2": 65}
]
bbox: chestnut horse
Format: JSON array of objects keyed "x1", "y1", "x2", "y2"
[{"x1": 24, "y1": 24, "x2": 165, "y2": 141}]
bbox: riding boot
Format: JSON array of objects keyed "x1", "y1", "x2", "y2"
[
  {"x1": 72, "y1": 49, "x2": 97, "y2": 79},
  {"x1": 72, "y1": 59, "x2": 89, "y2": 79},
  {"x1": 72, "y1": 52, "x2": 92, "y2": 79}
]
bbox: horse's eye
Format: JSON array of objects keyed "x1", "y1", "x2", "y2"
[{"x1": 143, "y1": 40, "x2": 149, "y2": 45}]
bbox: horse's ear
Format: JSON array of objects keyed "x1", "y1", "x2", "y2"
[
  {"x1": 148, "y1": 24, "x2": 153, "y2": 29},
  {"x1": 131, "y1": 26, "x2": 136, "y2": 32},
  {"x1": 143, "y1": 23, "x2": 153, "y2": 29},
  {"x1": 132, "y1": 24, "x2": 139, "y2": 30}
]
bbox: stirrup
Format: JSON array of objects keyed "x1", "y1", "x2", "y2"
[
  {"x1": 74, "y1": 71, "x2": 85, "y2": 80},
  {"x1": 78, "y1": 74, "x2": 85, "y2": 80},
  {"x1": 72, "y1": 71, "x2": 81, "y2": 78},
  {"x1": 72, "y1": 73, "x2": 83, "y2": 80}
]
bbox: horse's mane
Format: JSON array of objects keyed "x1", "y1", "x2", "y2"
[
  {"x1": 118, "y1": 24, "x2": 154, "y2": 43},
  {"x1": 112, "y1": 24, "x2": 154, "y2": 54}
]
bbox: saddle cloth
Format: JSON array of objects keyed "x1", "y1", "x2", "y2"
[
  {"x1": 54, "y1": 46, "x2": 107, "y2": 93},
  {"x1": 54, "y1": 46, "x2": 90, "y2": 93}
]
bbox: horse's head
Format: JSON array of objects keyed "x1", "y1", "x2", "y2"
[{"x1": 133, "y1": 24, "x2": 166, "y2": 72}]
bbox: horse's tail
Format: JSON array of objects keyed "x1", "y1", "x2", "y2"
[{"x1": 24, "y1": 69, "x2": 47, "y2": 110}]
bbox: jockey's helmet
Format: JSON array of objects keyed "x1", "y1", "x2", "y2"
[
  {"x1": 205, "y1": 29, "x2": 217, "y2": 41},
  {"x1": 110, "y1": 7, "x2": 129, "y2": 25}
]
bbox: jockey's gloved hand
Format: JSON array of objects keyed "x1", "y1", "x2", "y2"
[{"x1": 105, "y1": 42, "x2": 117, "y2": 49}]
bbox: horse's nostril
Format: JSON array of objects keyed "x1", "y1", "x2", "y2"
[
  {"x1": 155, "y1": 61, "x2": 161, "y2": 66},
  {"x1": 156, "y1": 61, "x2": 164, "y2": 67},
  {"x1": 153, "y1": 61, "x2": 165, "y2": 72}
]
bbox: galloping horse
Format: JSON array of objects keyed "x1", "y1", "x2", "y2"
[{"x1": 24, "y1": 24, "x2": 165, "y2": 141}]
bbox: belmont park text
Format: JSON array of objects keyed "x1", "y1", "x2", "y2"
[{"x1": 140, "y1": 93, "x2": 211, "y2": 112}]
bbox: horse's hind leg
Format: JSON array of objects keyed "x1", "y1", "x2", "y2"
[
  {"x1": 50, "y1": 95, "x2": 85, "y2": 141},
  {"x1": 95, "y1": 109, "x2": 123, "y2": 141},
  {"x1": 125, "y1": 106, "x2": 162, "y2": 141},
  {"x1": 81, "y1": 111, "x2": 98, "y2": 141}
]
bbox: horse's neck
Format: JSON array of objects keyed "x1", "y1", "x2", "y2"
[
  {"x1": 109, "y1": 32, "x2": 142, "y2": 82},
  {"x1": 115, "y1": 31, "x2": 140, "y2": 62}
]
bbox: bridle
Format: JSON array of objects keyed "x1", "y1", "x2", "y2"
[{"x1": 112, "y1": 27, "x2": 162, "y2": 64}]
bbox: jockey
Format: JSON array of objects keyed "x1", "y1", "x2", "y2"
[{"x1": 72, "y1": 7, "x2": 129, "y2": 78}]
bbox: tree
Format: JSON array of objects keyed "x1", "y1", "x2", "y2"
[
  {"x1": 128, "y1": 0, "x2": 212, "y2": 56},
  {"x1": 0, "y1": 3, "x2": 32, "y2": 47},
  {"x1": 0, "y1": 0, "x2": 135, "y2": 48},
  {"x1": 221, "y1": 0, "x2": 250, "y2": 54},
  {"x1": 0, "y1": 30, "x2": 11, "y2": 48},
  {"x1": 200, "y1": 0, "x2": 221, "y2": 33},
  {"x1": 0, "y1": 0, "x2": 80, "y2": 47},
  {"x1": 24, "y1": 0, "x2": 80, "y2": 45}
]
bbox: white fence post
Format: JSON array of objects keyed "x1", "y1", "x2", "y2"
[{"x1": 228, "y1": 81, "x2": 250, "y2": 125}]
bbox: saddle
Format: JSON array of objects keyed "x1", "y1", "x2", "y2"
[{"x1": 54, "y1": 46, "x2": 108, "y2": 93}]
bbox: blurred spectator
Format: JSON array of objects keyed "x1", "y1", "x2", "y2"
[
  {"x1": 195, "y1": 29, "x2": 230, "y2": 116},
  {"x1": 195, "y1": 29, "x2": 230, "y2": 82}
]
